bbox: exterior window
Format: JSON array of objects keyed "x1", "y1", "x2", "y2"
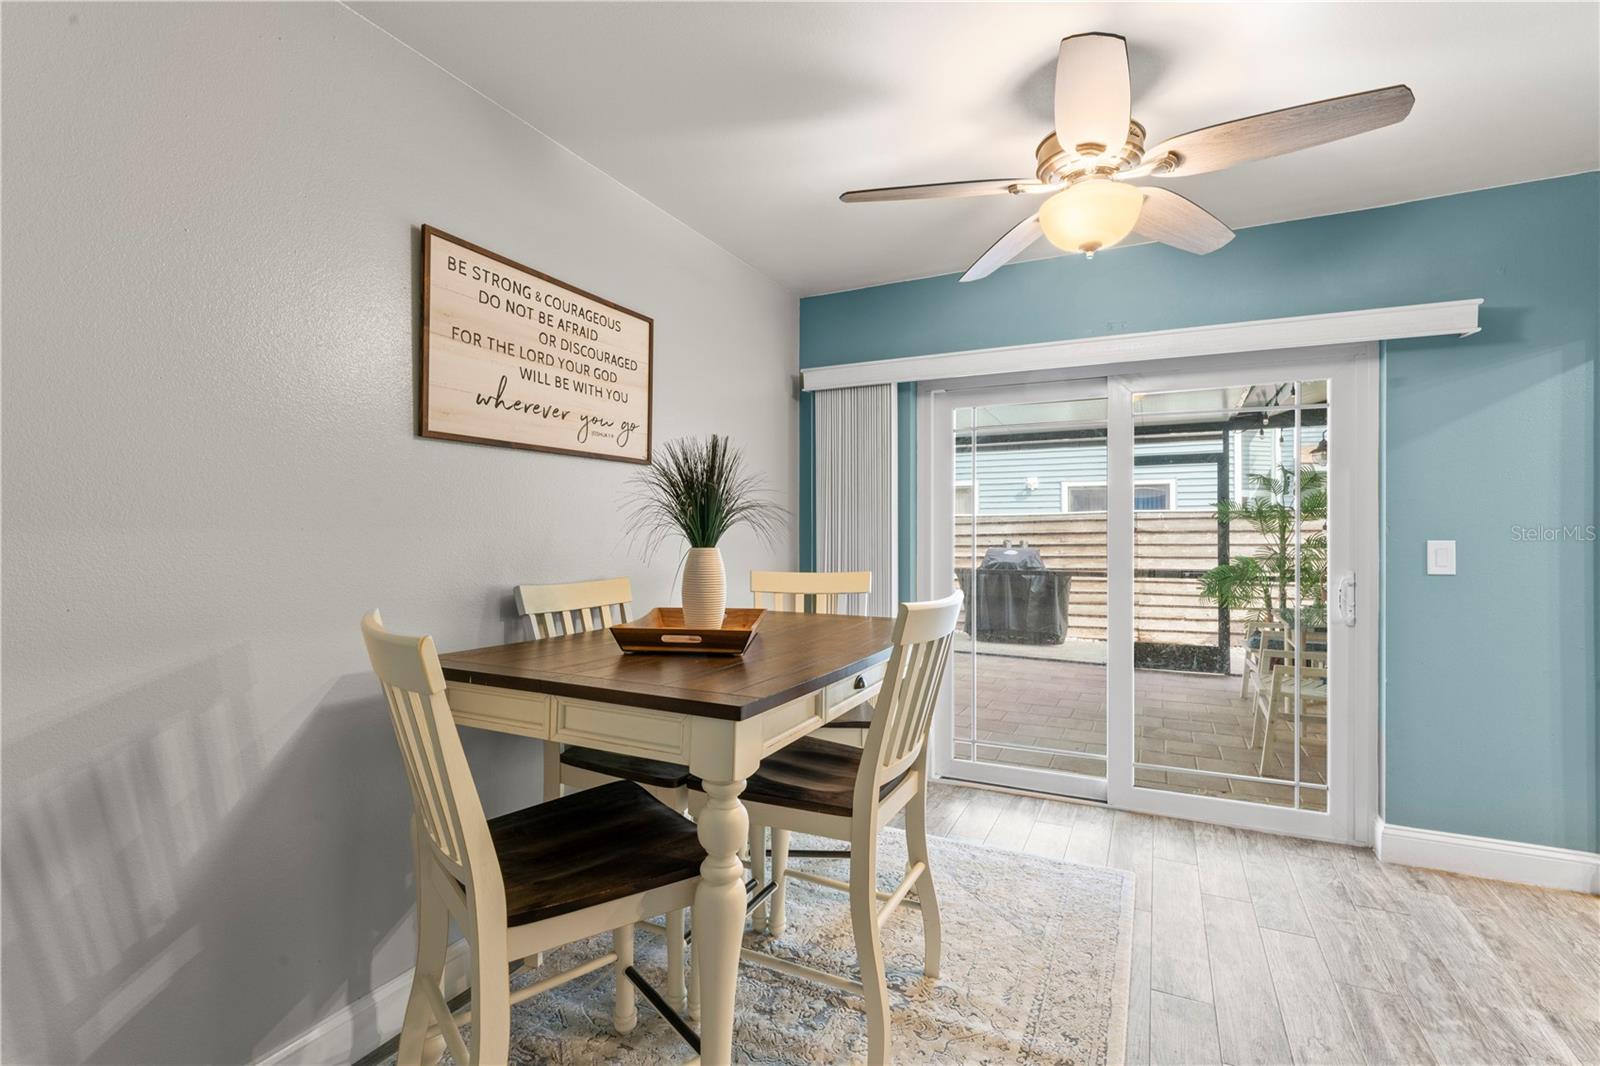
[
  {"x1": 1065, "y1": 483, "x2": 1109, "y2": 513},
  {"x1": 1134, "y1": 483, "x2": 1174, "y2": 511},
  {"x1": 955, "y1": 481, "x2": 978, "y2": 515},
  {"x1": 1061, "y1": 481, "x2": 1175, "y2": 513}
]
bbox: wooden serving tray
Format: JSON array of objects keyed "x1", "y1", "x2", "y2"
[{"x1": 611, "y1": 607, "x2": 765, "y2": 655}]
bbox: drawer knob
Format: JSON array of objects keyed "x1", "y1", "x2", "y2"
[{"x1": 853, "y1": 675, "x2": 866, "y2": 690}]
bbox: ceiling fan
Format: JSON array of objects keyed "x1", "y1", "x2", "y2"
[{"x1": 840, "y1": 33, "x2": 1414, "y2": 281}]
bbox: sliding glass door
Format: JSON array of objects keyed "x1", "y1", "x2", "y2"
[
  {"x1": 936, "y1": 381, "x2": 1110, "y2": 801},
  {"x1": 926, "y1": 346, "x2": 1378, "y2": 842}
]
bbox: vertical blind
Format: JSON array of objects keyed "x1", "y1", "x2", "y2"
[{"x1": 813, "y1": 384, "x2": 897, "y2": 617}]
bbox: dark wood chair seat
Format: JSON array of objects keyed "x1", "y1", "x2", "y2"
[
  {"x1": 560, "y1": 745, "x2": 692, "y2": 790},
  {"x1": 486, "y1": 781, "x2": 703, "y2": 926},
  {"x1": 821, "y1": 700, "x2": 875, "y2": 729},
  {"x1": 692, "y1": 735, "x2": 909, "y2": 818}
]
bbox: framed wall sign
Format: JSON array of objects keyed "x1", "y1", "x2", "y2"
[{"x1": 419, "y1": 225, "x2": 653, "y2": 463}]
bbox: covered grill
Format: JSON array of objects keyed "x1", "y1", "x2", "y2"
[{"x1": 955, "y1": 545, "x2": 1071, "y2": 644}]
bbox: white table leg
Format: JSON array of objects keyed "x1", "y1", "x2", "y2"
[{"x1": 693, "y1": 777, "x2": 748, "y2": 1066}]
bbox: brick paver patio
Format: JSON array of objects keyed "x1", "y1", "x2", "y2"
[{"x1": 951, "y1": 650, "x2": 1328, "y2": 811}]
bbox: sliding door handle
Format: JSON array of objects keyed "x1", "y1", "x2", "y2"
[{"x1": 1334, "y1": 573, "x2": 1356, "y2": 626}]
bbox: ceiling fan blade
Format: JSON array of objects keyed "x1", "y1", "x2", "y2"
[
  {"x1": 1129, "y1": 85, "x2": 1415, "y2": 178},
  {"x1": 961, "y1": 212, "x2": 1043, "y2": 282},
  {"x1": 1131, "y1": 188, "x2": 1235, "y2": 254},
  {"x1": 1054, "y1": 33, "x2": 1131, "y2": 154},
  {"x1": 841, "y1": 179, "x2": 1045, "y2": 203}
]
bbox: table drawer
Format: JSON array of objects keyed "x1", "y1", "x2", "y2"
[
  {"x1": 553, "y1": 698, "x2": 689, "y2": 762},
  {"x1": 448, "y1": 683, "x2": 552, "y2": 739},
  {"x1": 758, "y1": 695, "x2": 823, "y2": 755},
  {"x1": 824, "y1": 660, "x2": 887, "y2": 716}
]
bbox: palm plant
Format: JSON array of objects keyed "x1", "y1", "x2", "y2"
[
  {"x1": 1198, "y1": 466, "x2": 1328, "y2": 632},
  {"x1": 627, "y1": 434, "x2": 787, "y2": 557}
]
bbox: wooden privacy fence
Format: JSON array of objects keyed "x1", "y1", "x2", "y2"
[{"x1": 953, "y1": 512, "x2": 1326, "y2": 648}]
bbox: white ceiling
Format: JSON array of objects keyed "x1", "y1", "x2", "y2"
[{"x1": 354, "y1": 2, "x2": 1600, "y2": 296}]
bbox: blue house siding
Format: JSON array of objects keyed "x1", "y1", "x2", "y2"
[
  {"x1": 958, "y1": 443, "x2": 1106, "y2": 514},
  {"x1": 960, "y1": 428, "x2": 1326, "y2": 515}
]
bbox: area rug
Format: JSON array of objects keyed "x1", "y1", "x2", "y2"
[{"x1": 387, "y1": 830, "x2": 1133, "y2": 1065}]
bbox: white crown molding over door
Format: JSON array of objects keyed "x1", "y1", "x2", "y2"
[{"x1": 801, "y1": 299, "x2": 1481, "y2": 392}]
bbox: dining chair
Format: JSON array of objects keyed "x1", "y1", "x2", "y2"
[
  {"x1": 750, "y1": 569, "x2": 873, "y2": 616},
  {"x1": 518, "y1": 578, "x2": 695, "y2": 1008},
  {"x1": 361, "y1": 610, "x2": 702, "y2": 1065},
  {"x1": 691, "y1": 591, "x2": 962, "y2": 1066},
  {"x1": 1252, "y1": 650, "x2": 1329, "y2": 775},
  {"x1": 1240, "y1": 621, "x2": 1284, "y2": 697},
  {"x1": 747, "y1": 570, "x2": 876, "y2": 929},
  {"x1": 515, "y1": 578, "x2": 693, "y2": 812},
  {"x1": 751, "y1": 570, "x2": 876, "y2": 735},
  {"x1": 1240, "y1": 618, "x2": 1328, "y2": 699}
]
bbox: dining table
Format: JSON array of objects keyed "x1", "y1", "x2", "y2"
[{"x1": 437, "y1": 610, "x2": 896, "y2": 1065}]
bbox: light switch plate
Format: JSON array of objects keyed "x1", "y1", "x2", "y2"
[{"x1": 1427, "y1": 539, "x2": 1456, "y2": 575}]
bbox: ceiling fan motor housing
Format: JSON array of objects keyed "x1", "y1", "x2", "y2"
[{"x1": 1034, "y1": 121, "x2": 1146, "y2": 188}]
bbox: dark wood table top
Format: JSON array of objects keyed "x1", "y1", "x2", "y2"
[{"x1": 439, "y1": 611, "x2": 897, "y2": 721}]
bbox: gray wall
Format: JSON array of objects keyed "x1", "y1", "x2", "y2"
[{"x1": 0, "y1": 4, "x2": 797, "y2": 1062}]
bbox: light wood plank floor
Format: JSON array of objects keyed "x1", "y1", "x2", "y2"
[
  {"x1": 359, "y1": 781, "x2": 1596, "y2": 1066},
  {"x1": 917, "y1": 781, "x2": 1600, "y2": 1066}
]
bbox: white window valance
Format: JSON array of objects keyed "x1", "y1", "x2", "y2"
[{"x1": 801, "y1": 300, "x2": 1481, "y2": 391}]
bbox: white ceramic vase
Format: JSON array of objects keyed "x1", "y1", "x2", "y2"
[{"x1": 681, "y1": 546, "x2": 727, "y2": 629}]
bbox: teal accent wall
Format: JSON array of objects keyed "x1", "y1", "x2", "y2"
[{"x1": 799, "y1": 172, "x2": 1599, "y2": 853}]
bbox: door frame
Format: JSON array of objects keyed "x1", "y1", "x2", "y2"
[{"x1": 918, "y1": 343, "x2": 1380, "y2": 844}]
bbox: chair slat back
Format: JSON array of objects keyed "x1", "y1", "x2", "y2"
[
  {"x1": 361, "y1": 611, "x2": 493, "y2": 884},
  {"x1": 1267, "y1": 660, "x2": 1330, "y2": 713},
  {"x1": 515, "y1": 577, "x2": 633, "y2": 639},
  {"x1": 856, "y1": 592, "x2": 963, "y2": 804},
  {"x1": 750, "y1": 570, "x2": 871, "y2": 616}
]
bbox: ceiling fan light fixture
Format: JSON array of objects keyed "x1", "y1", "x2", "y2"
[
  {"x1": 841, "y1": 30, "x2": 1410, "y2": 280},
  {"x1": 1038, "y1": 179, "x2": 1143, "y2": 256}
]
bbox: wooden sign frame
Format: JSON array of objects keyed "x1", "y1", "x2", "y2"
[{"x1": 419, "y1": 225, "x2": 654, "y2": 463}]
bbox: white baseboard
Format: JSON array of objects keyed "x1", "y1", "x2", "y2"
[
  {"x1": 257, "y1": 940, "x2": 471, "y2": 1066},
  {"x1": 1374, "y1": 818, "x2": 1600, "y2": 895}
]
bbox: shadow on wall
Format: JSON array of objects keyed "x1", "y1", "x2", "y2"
[{"x1": 0, "y1": 648, "x2": 421, "y2": 1064}]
